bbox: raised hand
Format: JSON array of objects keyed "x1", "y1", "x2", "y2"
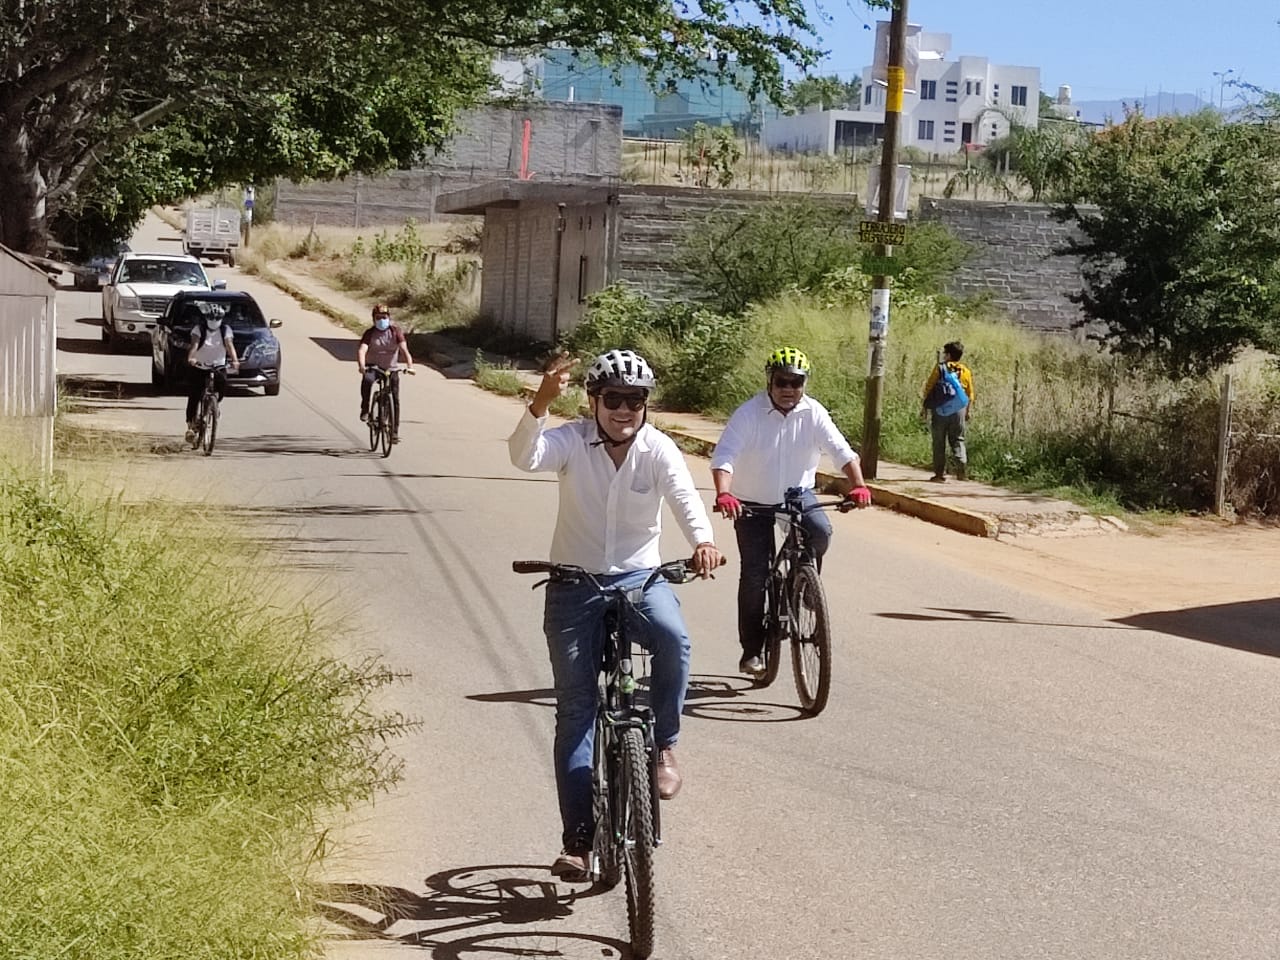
[{"x1": 531, "y1": 354, "x2": 579, "y2": 417}]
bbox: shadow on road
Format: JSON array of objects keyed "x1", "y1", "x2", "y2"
[
  {"x1": 311, "y1": 336, "x2": 359, "y2": 362},
  {"x1": 210, "y1": 434, "x2": 354, "y2": 458},
  {"x1": 59, "y1": 374, "x2": 158, "y2": 401},
  {"x1": 227, "y1": 503, "x2": 417, "y2": 519},
  {"x1": 1116, "y1": 598, "x2": 1280, "y2": 658},
  {"x1": 318, "y1": 863, "x2": 629, "y2": 958},
  {"x1": 357, "y1": 472, "x2": 557, "y2": 484},
  {"x1": 876, "y1": 607, "x2": 1134, "y2": 631}
]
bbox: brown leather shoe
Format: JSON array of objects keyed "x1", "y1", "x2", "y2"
[
  {"x1": 550, "y1": 850, "x2": 590, "y2": 883},
  {"x1": 656, "y1": 748, "x2": 682, "y2": 800}
]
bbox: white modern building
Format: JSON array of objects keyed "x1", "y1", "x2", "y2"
[{"x1": 763, "y1": 31, "x2": 1040, "y2": 155}]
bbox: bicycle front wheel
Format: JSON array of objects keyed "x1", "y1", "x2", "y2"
[
  {"x1": 378, "y1": 394, "x2": 394, "y2": 458},
  {"x1": 790, "y1": 564, "x2": 832, "y2": 715},
  {"x1": 619, "y1": 727, "x2": 656, "y2": 959},
  {"x1": 367, "y1": 394, "x2": 381, "y2": 451},
  {"x1": 199, "y1": 393, "x2": 218, "y2": 455}
]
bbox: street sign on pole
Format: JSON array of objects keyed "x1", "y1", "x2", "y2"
[{"x1": 859, "y1": 220, "x2": 906, "y2": 245}]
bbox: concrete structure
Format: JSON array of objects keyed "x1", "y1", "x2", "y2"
[
  {"x1": 274, "y1": 102, "x2": 623, "y2": 228},
  {"x1": 437, "y1": 182, "x2": 858, "y2": 341},
  {"x1": 0, "y1": 245, "x2": 56, "y2": 471},
  {"x1": 765, "y1": 31, "x2": 1039, "y2": 155}
]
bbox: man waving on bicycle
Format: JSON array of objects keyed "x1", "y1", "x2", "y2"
[
  {"x1": 710, "y1": 347, "x2": 871, "y2": 679},
  {"x1": 509, "y1": 349, "x2": 722, "y2": 881}
]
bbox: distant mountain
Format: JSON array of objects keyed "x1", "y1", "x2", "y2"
[{"x1": 1057, "y1": 93, "x2": 1214, "y2": 127}]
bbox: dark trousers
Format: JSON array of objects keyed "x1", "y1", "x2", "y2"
[
  {"x1": 734, "y1": 488, "x2": 833, "y2": 657},
  {"x1": 360, "y1": 369, "x2": 401, "y2": 432},
  {"x1": 931, "y1": 410, "x2": 967, "y2": 477},
  {"x1": 186, "y1": 367, "x2": 227, "y2": 422}
]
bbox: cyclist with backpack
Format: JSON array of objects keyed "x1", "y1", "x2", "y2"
[
  {"x1": 921, "y1": 340, "x2": 975, "y2": 482},
  {"x1": 184, "y1": 302, "x2": 239, "y2": 444},
  {"x1": 709, "y1": 347, "x2": 871, "y2": 679},
  {"x1": 508, "y1": 349, "x2": 723, "y2": 881}
]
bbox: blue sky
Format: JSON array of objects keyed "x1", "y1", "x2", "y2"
[{"x1": 792, "y1": 0, "x2": 1279, "y2": 103}]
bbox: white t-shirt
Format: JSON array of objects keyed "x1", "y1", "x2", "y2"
[{"x1": 190, "y1": 323, "x2": 231, "y2": 367}]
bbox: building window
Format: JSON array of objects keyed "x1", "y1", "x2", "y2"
[
  {"x1": 975, "y1": 81, "x2": 982, "y2": 95},
  {"x1": 865, "y1": 85, "x2": 873, "y2": 105},
  {"x1": 965, "y1": 80, "x2": 972, "y2": 95},
  {"x1": 577, "y1": 255, "x2": 590, "y2": 303},
  {"x1": 920, "y1": 80, "x2": 936, "y2": 100},
  {"x1": 917, "y1": 119, "x2": 935, "y2": 140},
  {"x1": 1011, "y1": 85, "x2": 1028, "y2": 107}
]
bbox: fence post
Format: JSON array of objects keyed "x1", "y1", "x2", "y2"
[
  {"x1": 1214, "y1": 372, "x2": 1234, "y2": 517},
  {"x1": 1011, "y1": 357, "x2": 1020, "y2": 439}
]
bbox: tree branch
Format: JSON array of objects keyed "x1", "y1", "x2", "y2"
[{"x1": 45, "y1": 97, "x2": 182, "y2": 206}]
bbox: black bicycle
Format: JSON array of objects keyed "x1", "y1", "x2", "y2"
[
  {"x1": 366, "y1": 365, "x2": 413, "y2": 457},
  {"x1": 190, "y1": 363, "x2": 229, "y2": 456},
  {"x1": 513, "y1": 557, "x2": 700, "y2": 960},
  {"x1": 742, "y1": 488, "x2": 852, "y2": 716}
]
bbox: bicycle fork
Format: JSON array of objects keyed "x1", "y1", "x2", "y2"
[{"x1": 606, "y1": 627, "x2": 663, "y2": 848}]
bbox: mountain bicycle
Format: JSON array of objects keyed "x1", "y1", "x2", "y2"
[
  {"x1": 366, "y1": 365, "x2": 413, "y2": 458},
  {"x1": 512, "y1": 557, "x2": 701, "y2": 960},
  {"x1": 189, "y1": 363, "x2": 230, "y2": 456},
  {"x1": 742, "y1": 488, "x2": 853, "y2": 716}
]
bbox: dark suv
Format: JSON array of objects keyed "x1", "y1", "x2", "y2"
[{"x1": 151, "y1": 290, "x2": 283, "y2": 395}]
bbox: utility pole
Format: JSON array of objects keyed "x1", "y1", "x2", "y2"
[{"x1": 860, "y1": 0, "x2": 908, "y2": 478}]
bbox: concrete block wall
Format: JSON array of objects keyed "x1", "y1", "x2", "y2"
[
  {"x1": 275, "y1": 103, "x2": 622, "y2": 228},
  {"x1": 917, "y1": 197, "x2": 1092, "y2": 334},
  {"x1": 614, "y1": 185, "x2": 859, "y2": 304},
  {"x1": 481, "y1": 205, "x2": 560, "y2": 342}
]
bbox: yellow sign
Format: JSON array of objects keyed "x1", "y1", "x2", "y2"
[
  {"x1": 859, "y1": 220, "x2": 906, "y2": 245},
  {"x1": 887, "y1": 66, "x2": 905, "y2": 113}
]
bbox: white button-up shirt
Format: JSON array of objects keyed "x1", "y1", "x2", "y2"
[
  {"x1": 710, "y1": 392, "x2": 858, "y2": 504},
  {"x1": 509, "y1": 410, "x2": 715, "y2": 574}
]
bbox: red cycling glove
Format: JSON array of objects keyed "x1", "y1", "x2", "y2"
[
  {"x1": 844, "y1": 486, "x2": 872, "y2": 509},
  {"x1": 714, "y1": 492, "x2": 742, "y2": 516}
]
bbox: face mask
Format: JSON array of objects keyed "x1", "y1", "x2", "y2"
[
  {"x1": 205, "y1": 317, "x2": 222, "y2": 330},
  {"x1": 375, "y1": 317, "x2": 390, "y2": 331}
]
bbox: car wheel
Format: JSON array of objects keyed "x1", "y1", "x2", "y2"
[
  {"x1": 226, "y1": 252, "x2": 236, "y2": 268},
  {"x1": 264, "y1": 383, "x2": 280, "y2": 397},
  {"x1": 101, "y1": 322, "x2": 112, "y2": 347},
  {"x1": 151, "y1": 361, "x2": 164, "y2": 388}
]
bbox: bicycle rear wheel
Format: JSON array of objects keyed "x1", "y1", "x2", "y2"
[
  {"x1": 367, "y1": 393, "x2": 381, "y2": 451},
  {"x1": 619, "y1": 727, "x2": 656, "y2": 959},
  {"x1": 757, "y1": 572, "x2": 784, "y2": 687},
  {"x1": 790, "y1": 564, "x2": 832, "y2": 715},
  {"x1": 378, "y1": 394, "x2": 394, "y2": 458},
  {"x1": 591, "y1": 717, "x2": 621, "y2": 889}
]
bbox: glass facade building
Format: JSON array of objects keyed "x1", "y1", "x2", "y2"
[{"x1": 537, "y1": 50, "x2": 779, "y2": 139}]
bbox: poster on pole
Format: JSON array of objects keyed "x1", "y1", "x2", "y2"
[
  {"x1": 864, "y1": 164, "x2": 912, "y2": 220},
  {"x1": 870, "y1": 288, "x2": 890, "y2": 341},
  {"x1": 871, "y1": 22, "x2": 922, "y2": 93}
]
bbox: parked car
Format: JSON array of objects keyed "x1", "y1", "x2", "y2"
[
  {"x1": 151, "y1": 290, "x2": 283, "y2": 396},
  {"x1": 71, "y1": 242, "x2": 130, "y2": 291},
  {"x1": 101, "y1": 252, "x2": 225, "y2": 347}
]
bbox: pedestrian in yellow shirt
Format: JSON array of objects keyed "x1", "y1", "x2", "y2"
[{"x1": 921, "y1": 341, "x2": 975, "y2": 481}]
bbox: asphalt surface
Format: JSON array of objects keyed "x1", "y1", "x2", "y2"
[{"x1": 53, "y1": 215, "x2": 1280, "y2": 960}]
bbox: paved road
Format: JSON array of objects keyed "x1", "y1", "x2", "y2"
[{"x1": 54, "y1": 216, "x2": 1280, "y2": 960}]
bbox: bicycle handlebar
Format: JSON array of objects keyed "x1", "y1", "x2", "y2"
[
  {"x1": 740, "y1": 498, "x2": 856, "y2": 518},
  {"x1": 512, "y1": 557, "x2": 701, "y2": 590}
]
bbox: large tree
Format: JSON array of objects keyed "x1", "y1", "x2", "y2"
[
  {"x1": 1055, "y1": 110, "x2": 1280, "y2": 376},
  {"x1": 2, "y1": 0, "x2": 888, "y2": 256}
]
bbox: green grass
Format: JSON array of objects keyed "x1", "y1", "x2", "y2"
[{"x1": 0, "y1": 470, "x2": 412, "y2": 959}]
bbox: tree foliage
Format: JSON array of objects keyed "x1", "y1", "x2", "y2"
[
  {"x1": 785, "y1": 75, "x2": 861, "y2": 113},
  {"x1": 1055, "y1": 110, "x2": 1280, "y2": 376},
  {"x1": 1, "y1": 0, "x2": 893, "y2": 254}
]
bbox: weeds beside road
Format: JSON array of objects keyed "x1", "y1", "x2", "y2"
[{"x1": 0, "y1": 472, "x2": 412, "y2": 959}]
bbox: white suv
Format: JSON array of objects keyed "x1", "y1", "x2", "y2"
[{"x1": 101, "y1": 252, "x2": 225, "y2": 347}]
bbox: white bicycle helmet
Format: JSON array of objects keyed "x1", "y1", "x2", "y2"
[{"x1": 584, "y1": 349, "x2": 656, "y2": 394}]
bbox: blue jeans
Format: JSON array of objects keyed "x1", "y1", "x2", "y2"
[
  {"x1": 735, "y1": 488, "x2": 832, "y2": 658},
  {"x1": 543, "y1": 570, "x2": 691, "y2": 850}
]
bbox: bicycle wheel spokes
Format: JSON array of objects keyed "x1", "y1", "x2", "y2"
[
  {"x1": 758, "y1": 575, "x2": 784, "y2": 688},
  {"x1": 200, "y1": 393, "x2": 218, "y2": 455},
  {"x1": 790, "y1": 564, "x2": 833, "y2": 715},
  {"x1": 619, "y1": 727, "x2": 656, "y2": 958}
]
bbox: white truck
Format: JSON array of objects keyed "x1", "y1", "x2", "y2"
[{"x1": 184, "y1": 206, "x2": 241, "y2": 266}]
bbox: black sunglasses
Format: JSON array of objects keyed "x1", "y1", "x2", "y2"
[
  {"x1": 772, "y1": 375, "x2": 806, "y2": 389},
  {"x1": 600, "y1": 393, "x2": 648, "y2": 411}
]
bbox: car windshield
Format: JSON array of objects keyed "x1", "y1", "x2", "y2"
[
  {"x1": 176, "y1": 299, "x2": 265, "y2": 330},
  {"x1": 119, "y1": 259, "x2": 206, "y2": 286}
]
